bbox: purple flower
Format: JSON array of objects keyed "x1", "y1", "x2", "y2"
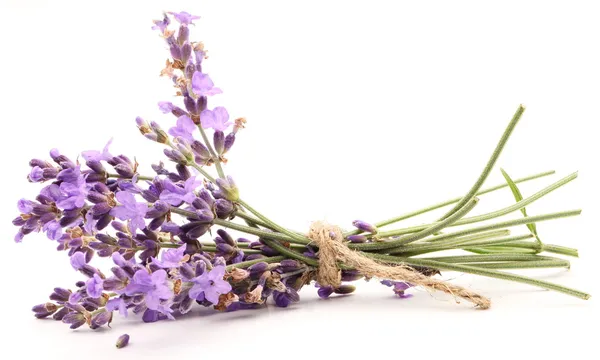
[
  {"x1": 17, "y1": 199, "x2": 34, "y2": 214},
  {"x1": 42, "y1": 219, "x2": 62, "y2": 240},
  {"x1": 152, "y1": 13, "x2": 170, "y2": 32},
  {"x1": 110, "y1": 191, "x2": 148, "y2": 234},
  {"x1": 189, "y1": 265, "x2": 232, "y2": 304},
  {"x1": 151, "y1": 244, "x2": 187, "y2": 268},
  {"x1": 56, "y1": 167, "x2": 88, "y2": 210},
  {"x1": 70, "y1": 252, "x2": 87, "y2": 270},
  {"x1": 82, "y1": 139, "x2": 113, "y2": 162},
  {"x1": 106, "y1": 298, "x2": 128, "y2": 317},
  {"x1": 381, "y1": 280, "x2": 413, "y2": 298},
  {"x1": 200, "y1": 107, "x2": 232, "y2": 132},
  {"x1": 317, "y1": 285, "x2": 334, "y2": 299},
  {"x1": 124, "y1": 269, "x2": 172, "y2": 311},
  {"x1": 168, "y1": 115, "x2": 196, "y2": 142},
  {"x1": 159, "y1": 176, "x2": 201, "y2": 206},
  {"x1": 29, "y1": 166, "x2": 44, "y2": 182},
  {"x1": 192, "y1": 72, "x2": 222, "y2": 97},
  {"x1": 158, "y1": 101, "x2": 174, "y2": 114},
  {"x1": 168, "y1": 11, "x2": 200, "y2": 25},
  {"x1": 86, "y1": 273, "x2": 104, "y2": 298}
]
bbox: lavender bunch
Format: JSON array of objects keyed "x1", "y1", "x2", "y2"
[{"x1": 17, "y1": 11, "x2": 590, "y2": 334}]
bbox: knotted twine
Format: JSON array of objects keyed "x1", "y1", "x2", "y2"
[{"x1": 308, "y1": 221, "x2": 491, "y2": 309}]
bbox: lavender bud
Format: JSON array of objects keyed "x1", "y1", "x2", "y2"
[
  {"x1": 170, "y1": 45, "x2": 182, "y2": 60},
  {"x1": 346, "y1": 235, "x2": 367, "y2": 243},
  {"x1": 216, "y1": 229, "x2": 235, "y2": 246},
  {"x1": 111, "y1": 266, "x2": 130, "y2": 281},
  {"x1": 317, "y1": 286, "x2": 335, "y2": 299},
  {"x1": 352, "y1": 220, "x2": 378, "y2": 234},
  {"x1": 196, "y1": 209, "x2": 215, "y2": 223},
  {"x1": 176, "y1": 164, "x2": 191, "y2": 180},
  {"x1": 183, "y1": 95, "x2": 196, "y2": 113},
  {"x1": 215, "y1": 199, "x2": 234, "y2": 219},
  {"x1": 50, "y1": 288, "x2": 71, "y2": 302},
  {"x1": 190, "y1": 140, "x2": 211, "y2": 162},
  {"x1": 334, "y1": 285, "x2": 356, "y2": 295},
  {"x1": 91, "y1": 310, "x2": 112, "y2": 327},
  {"x1": 164, "y1": 149, "x2": 187, "y2": 164},
  {"x1": 87, "y1": 192, "x2": 108, "y2": 204},
  {"x1": 341, "y1": 269, "x2": 363, "y2": 282},
  {"x1": 248, "y1": 262, "x2": 268, "y2": 276},
  {"x1": 179, "y1": 263, "x2": 196, "y2": 279},
  {"x1": 223, "y1": 132, "x2": 235, "y2": 154},
  {"x1": 114, "y1": 164, "x2": 135, "y2": 178},
  {"x1": 215, "y1": 176, "x2": 239, "y2": 201},
  {"x1": 192, "y1": 198, "x2": 210, "y2": 211},
  {"x1": 213, "y1": 131, "x2": 225, "y2": 155},
  {"x1": 86, "y1": 160, "x2": 106, "y2": 174},
  {"x1": 216, "y1": 243, "x2": 235, "y2": 255},
  {"x1": 62, "y1": 312, "x2": 86, "y2": 329},
  {"x1": 32, "y1": 303, "x2": 58, "y2": 315},
  {"x1": 116, "y1": 334, "x2": 130, "y2": 348},
  {"x1": 178, "y1": 25, "x2": 189, "y2": 44},
  {"x1": 244, "y1": 254, "x2": 266, "y2": 261},
  {"x1": 146, "y1": 201, "x2": 170, "y2": 218},
  {"x1": 52, "y1": 306, "x2": 69, "y2": 321},
  {"x1": 181, "y1": 43, "x2": 192, "y2": 64}
]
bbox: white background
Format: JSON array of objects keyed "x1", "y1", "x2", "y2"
[{"x1": 1, "y1": 0, "x2": 598, "y2": 358}]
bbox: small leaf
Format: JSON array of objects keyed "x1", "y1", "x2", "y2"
[{"x1": 500, "y1": 168, "x2": 541, "y2": 243}]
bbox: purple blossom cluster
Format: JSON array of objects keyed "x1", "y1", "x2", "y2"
[{"x1": 20, "y1": 11, "x2": 414, "y2": 333}]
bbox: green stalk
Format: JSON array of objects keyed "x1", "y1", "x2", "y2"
[
  {"x1": 225, "y1": 255, "x2": 286, "y2": 270},
  {"x1": 368, "y1": 172, "x2": 577, "y2": 238},
  {"x1": 437, "y1": 105, "x2": 526, "y2": 221},
  {"x1": 465, "y1": 260, "x2": 570, "y2": 269},
  {"x1": 422, "y1": 253, "x2": 555, "y2": 263},
  {"x1": 197, "y1": 124, "x2": 226, "y2": 178},
  {"x1": 107, "y1": 173, "x2": 154, "y2": 181},
  {"x1": 382, "y1": 197, "x2": 479, "y2": 245},
  {"x1": 392, "y1": 233, "x2": 531, "y2": 256},
  {"x1": 237, "y1": 199, "x2": 311, "y2": 245},
  {"x1": 352, "y1": 209, "x2": 581, "y2": 251},
  {"x1": 366, "y1": 253, "x2": 590, "y2": 300},
  {"x1": 345, "y1": 170, "x2": 555, "y2": 237}
]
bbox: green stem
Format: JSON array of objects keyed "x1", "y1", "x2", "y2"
[
  {"x1": 107, "y1": 173, "x2": 154, "y2": 181},
  {"x1": 352, "y1": 209, "x2": 581, "y2": 251},
  {"x1": 422, "y1": 253, "x2": 555, "y2": 263},
  {"x1": 197, "y1": 124, "x2": 225, "y2": 178},
  {"x1": 392, "y1": 233, "x2": 531, "y2": 256},
  {"x1": 367, "y1": 253, "x2": 591, "y2": 300},
  {"x1": 225, "y1": 255, "x2": 286, "y2": 270},
  {"x1": 237, "y1": 199, "x2": 311, "y2": 245},
  {"x1": 465, "y1": 260, "x2": 570, "y2": 269},
  {"x1": 345, "y1": 170, "x2": 555, "y2": 237},
  {"x1": 212, "y1": 218, "x2": 302, "y2": 244},
  {"x1": 437, "y1": 105, "x2": 526, "y2": 221},
  {"x1": 381, "y1": 196, "x2": 479, "y2": 246},
  {"x1": 370, "y1": 172, "x2": 577, "y2": 239}
]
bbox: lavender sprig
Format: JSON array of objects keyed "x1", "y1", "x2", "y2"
[{"x1": 14, "y1": 10, "x2": 591, "y2": 335}]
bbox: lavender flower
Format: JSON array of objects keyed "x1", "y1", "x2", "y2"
[
  {"x1": 124, "y1": 269, "x2": 173, "y2": 311},
  {"x1": 189, "y1": 265, "x2": 232, "y2": 304},
  {"x1": 159, "y1": 176, "x2": 201, "y2": 205},
  {"x1": 110, "y1": 191, "x2": 148, "y2": 233},
  {"x1": 381, "y1": 280, "x2": 413, "y2": 298},
  {"x1": 86, "y1": 274, "x2": 104, "y2": 298},
  {"x1": 168, "y1": 115, "x2": 196, "y2": 142},
  {"x1": 152, "y1": 244, "x2": 187, "y2": 268},
  {"x1": 106, "y1": 298, "x2": 128, "y2": 317},
  {"x1": 70, "y1": 252, "x2": 87, "y2": 270},
  {"x1": 192, "y1": 72, "x2": 222, "y2": 97},
  {"x1": 200, "y1": 107, "x2": 232, "y2": 132},
  {"x1": 168, "y1": 11, "x2": 200, "y2": 26},
  {"x1": 82, "y1": 139, "x2": 113, "y2": 162}
]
